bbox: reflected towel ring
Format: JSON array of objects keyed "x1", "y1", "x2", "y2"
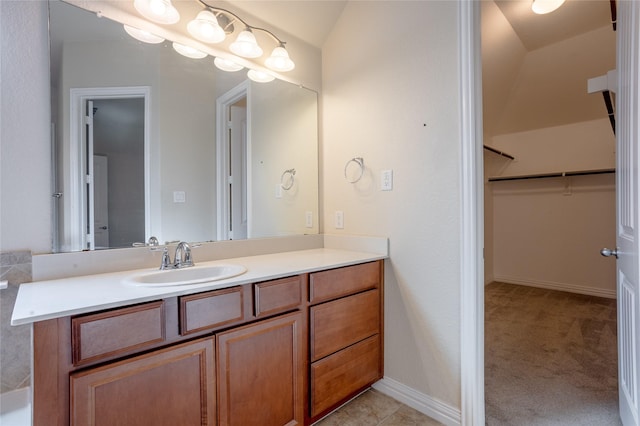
[
  {"x1": 344, "y1": 157, "x2": 364, "y2": 183},
  {"x1": 281, "y1": 168, "x2": 296, "y2": 190}
]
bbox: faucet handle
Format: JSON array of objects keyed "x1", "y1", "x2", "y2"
[{"x1": 160, "y1": 247, "x2": 173, "y2": 270}]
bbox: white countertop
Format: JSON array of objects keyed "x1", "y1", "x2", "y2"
[{"x1": 11, "y1": 248, "x2": 386, "y2": 326}]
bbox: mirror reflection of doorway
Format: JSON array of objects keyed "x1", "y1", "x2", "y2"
[{"x1": 61, "y1": 87, "x2": 149, "y2": 252}]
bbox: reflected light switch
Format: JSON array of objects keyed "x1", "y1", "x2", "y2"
[{"x1": 173, "y1": 191, "x2": 186, "y2": 203}]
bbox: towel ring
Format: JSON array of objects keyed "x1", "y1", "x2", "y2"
[
  {"x1": 344, "y1": 157, "x2": 364, "y2": 183},
  {"x1": 281, "y1": 168, "x2": 296, "y2": 190}
]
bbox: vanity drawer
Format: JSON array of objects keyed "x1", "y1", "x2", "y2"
[
  {"x1": 254, "y1": 275, "x2": 303, "y2": 318},
  {"x1": 310, "y1": 289, "x2": 380, "y2": 361},
  {"x1": 72, "y1": 301, "x2": 165, "y2": 366},
  {"x1": 309, "y1": 261, "x2": 380, "y2": 304},
  {"x1": 179, "y1": 286, "x2": 244, "y2": 335},
  {"x1": 310, "y1": 334, "x2": 381, "y2": 417}
]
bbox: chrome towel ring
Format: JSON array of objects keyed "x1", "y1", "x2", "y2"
[
  {"x1": 281, "y1": 168, "x2": 296, "y2": 190},
  {"x1": 344, "y1": 157, "x2": 364, "y2": 183}
]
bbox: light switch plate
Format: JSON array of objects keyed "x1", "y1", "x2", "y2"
[
  {"x1": 173, "y1": 191, "x2": 186, "y2": 203},
  {"x1": 335, "y1": 211, "x2": 344, "y2": 229},
  {"x1": 381, "y1": 170, "x2": 393, "y2": 191},
  {"x1": 305, "y1": 211, "x2": 313, "y2": 228}
]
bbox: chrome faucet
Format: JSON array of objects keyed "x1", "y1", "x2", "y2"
[{"x1": 174, "y1": 241, "x2": 194, "y2": 269}]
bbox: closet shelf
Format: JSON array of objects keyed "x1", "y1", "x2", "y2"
[
  {"x1": 488, "y1": 168, "x2": 615, "y2": 182},
  {"x1": 483, "y1": 145, "x2": 515, "y2": 160}
]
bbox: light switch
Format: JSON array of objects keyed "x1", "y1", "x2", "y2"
[
  {"x1": 381, "y1": 170, "x2": 393, "y2": 191},
  {"x1": 173, "y1": 191, "x2": 186, "y2": 203},
  {"x1": 305, "y1": 211, "x2": 313, "y2": 228},
  {"x1": 335, "y1": 211, "x2": 344, "y2": 229}
]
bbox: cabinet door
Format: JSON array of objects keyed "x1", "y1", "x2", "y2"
[
  {"x1": 71, "y1": 337, "x2": 215, "y2": 426},
  {"x1": 217, "y1": 311, "x2": 304, "y2": 426}
]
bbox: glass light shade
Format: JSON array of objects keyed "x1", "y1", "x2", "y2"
[
  {"x1": 214, "y1": 57, "x2": 244, "y2": 72},
  {"x1": 187, "y1": 10, "x2": 225, "y2": 43},
  {"x1": 123, "y1": 25, "x2": 165, "y2": 44},
  {"x1": 247, "y1": 69, "x2": 275, "y2": 83},
  {"x1": 230, "y1": 30, "x2": 263, "y2": 58},
  {"x1": 134, "y1": 0, "x2": 180, "y2": 24},
  {"x1": 172, "y1": 42, "x2": 207, "y2": 59},
  {"x1": 265, "y1": 46, "x2": 295, "y2": 72},
  {"x1": 531, "y1": 0, "x2": 565, "y2": 14}
]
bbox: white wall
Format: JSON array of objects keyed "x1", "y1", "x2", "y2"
[
  {"x1": 322, "y1": 0, "x2": 462, "y2": 412},
  {"x1": 0, "y1": 1, "x2": 51, "y2": 253}
]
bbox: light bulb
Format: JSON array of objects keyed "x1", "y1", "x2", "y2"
[
  {"x1": 123, "y1": 25, "x2": 165, "y2": 44},
  {"x1": 531, "y1": 0, "x2": 565, "y2": 14},
  {"x1": 214, "y1": 57, "x2": 244, "y2": 72},
  {"x1": 188, "y1": 10, "x2": 226, "y2": 44},
  {"x1": 134, "y1": 0, "x2": 180, "y2": 24},
  {"x1": 172, "y1": 42, "x2": 207, "y2": 59},
  {"x1": 248, "y1": 69, "x2": 275, "y2": 83},
  {"x1": 265, "y1": 46, "x2": 295, "y2": 72},
  {"x1": 230, "y1": 30, "x2": 263, "y2": 58}
]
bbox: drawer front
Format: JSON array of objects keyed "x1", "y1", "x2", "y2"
[
  {"x1": 310, "y1": 334, "x2": 381, "y2": 417},
  {"x1": 180, "y1": 286, "x2": 243, "y2": 335},
  {"x1": 72, "y1": 301, "x2": 165, "y2": 366},
  {"x1": 310, "y1": 289, "x2": 380, "y2": 361},
  {"x1": 254, "y1": 275, "x2": 303, "y2": 318},
  {"x1": 309, "y1": 261, "x2": 380, "y2": 304}
]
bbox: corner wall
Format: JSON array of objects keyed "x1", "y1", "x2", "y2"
[{"x1": 322, "y1": 1, "x2": 463, "y2": 420}]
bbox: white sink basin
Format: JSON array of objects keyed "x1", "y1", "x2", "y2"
[{"x1": 125, "y1": 264, "x2": 247, "y2": 287}]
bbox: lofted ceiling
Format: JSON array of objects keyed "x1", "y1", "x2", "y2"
[{"x1": 482, "y1": 0, "x2": 616, "y2": 138}]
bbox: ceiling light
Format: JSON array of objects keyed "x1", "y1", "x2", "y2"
[
  {"x1": 187, "y1": 10, "x2": 225, "y2": 44},
  {"x1": 531, "y1": 0, "x2": 565, "y2": 14},
  {"x1": 123, "y1": 25, "x2": 165, "y2": 44},
  {"x1": 265, "y1": 45, "x2": 295, "y2": 72},
  {"x1": 230, "y1": 29, "x2": 263, "y2": 58},
  {"x1": 133, "y1": 0, "x2": 180, "y2": 24},
  {"x1": 172, "y1": 42, "x2": 207, "y2": 59},
  {"x1": 248, "y1": 69, "x2": 275, "y2": 83},
  {"x1": 214, "y1": 57, "x2": 244, "y2": 72}
]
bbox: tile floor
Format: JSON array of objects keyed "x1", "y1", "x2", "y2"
[{"x1": 315, "y1": 389, "x2": 443, "y2": 426}]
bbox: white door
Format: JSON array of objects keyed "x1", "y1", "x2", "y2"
[
  {"x1": 615, "y1": 3, "x2": 640, "y2": 424},
  {"x1": 93, "y1": 154, "x2": 109, "y2": 249},
  {"x1": 230, "y1": 105, "x2": 248, "y2": 239}
]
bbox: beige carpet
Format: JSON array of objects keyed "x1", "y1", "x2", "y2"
[{"x1": 485, "y1": 282, "x2": 620, "y2": 425}]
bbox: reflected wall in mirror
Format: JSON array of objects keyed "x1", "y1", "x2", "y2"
[{"x1": 49, "y1": 0, "x2": 319, "y2": 253}]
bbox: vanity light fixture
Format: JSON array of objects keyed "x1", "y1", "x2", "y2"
[
  {"x1": 230, "y1": 29, "x2": 263, "y2": 58},
  {"x1": 265, "y1": 45, "x2": 295, "y2": 72},
  {"x1": 123, "y1": 25, "x2": 165, "y2": 44},
  {"x1": 172, "y1": 42, "x2": 207, "y2": 59},
  {"x1": 133, "y1": 0, "x2": 179, "y2": 24},
  {"x1": 247, "y1": 69, "x2": 275, "y2": 83},
  {"x1": 214, "y1": 57, "x2": 244, "y2": 72},
  {"x1": 187, "y1": 10, "x2": 226, "y2": 43},
  {"x1": 531, "y1": 0, "x2": 565, "y2": 14}
]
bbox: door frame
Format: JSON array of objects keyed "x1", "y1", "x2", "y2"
[
  {"x1": 67, "y1": 86, "x2": 150, "y2": 251},
  {"x1": 459, "y1": 1, "x2": 485, "y2": 425},
  {"x1": 216, "y1": 80, "x2": 251, "y2": 240}
]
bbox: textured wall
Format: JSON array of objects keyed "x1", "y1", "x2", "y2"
[{"x1": 0, "y1": 251, "x2": 32, "y2": 393}]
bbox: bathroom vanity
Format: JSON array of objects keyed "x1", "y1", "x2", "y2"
[{"x1": 12, "y1": 246, "x2": 385, "y2": 426}]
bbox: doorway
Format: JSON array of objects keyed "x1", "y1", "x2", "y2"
[{"x1": 63, "y1": 87, "x2": 150, "y2": 251}]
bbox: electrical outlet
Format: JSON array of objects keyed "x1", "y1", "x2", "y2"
[
  {"x1": 335, "y1": 211, "x2": 344, "y2": 229},
  {"x1": 305, "y1": 211, "x2": 313, "y2": 228},
  {"x1": 381, "y1": 170, "x2": 393, "y2": 191}
]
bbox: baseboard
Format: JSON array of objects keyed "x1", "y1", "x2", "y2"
[
  {"x1": 372, "y1": 377, "x2": 461, "y2": 426},
  {"x1": 493, "y1": 276, "x2": 616, "y2": 299},
  {"x1": 0, "y1": 387, "x2": 31, "y2": 414}
]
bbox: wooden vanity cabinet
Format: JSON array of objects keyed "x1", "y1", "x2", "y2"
[
  {"x1": 31, "y1": 261, "x2": 383, "y2": 426},
  {"x1": 307, "y1": 261, "x2": 384, "y2": 421}
]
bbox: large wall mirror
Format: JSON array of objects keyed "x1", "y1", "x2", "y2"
[{"x1": 49, "y1": 0, "x2": 319, "y2": 253}]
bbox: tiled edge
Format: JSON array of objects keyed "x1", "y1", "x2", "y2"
[
  {"x1": 372, "y1": 377, "x2": 461, "y2": 426},
  {"x1": 0, "y1": 251, "x2": 32, "y2": 395},
  {"x1": 323, "y1": 234, "x2": 389, "y2": 256}
]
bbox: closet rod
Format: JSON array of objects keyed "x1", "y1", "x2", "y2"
[
  {"x1": 483, "y1": 145, "x2": 515, "y2": 160},
  {"x1": 488, "y1": 168, "x2": 615, "y2": 182}
]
